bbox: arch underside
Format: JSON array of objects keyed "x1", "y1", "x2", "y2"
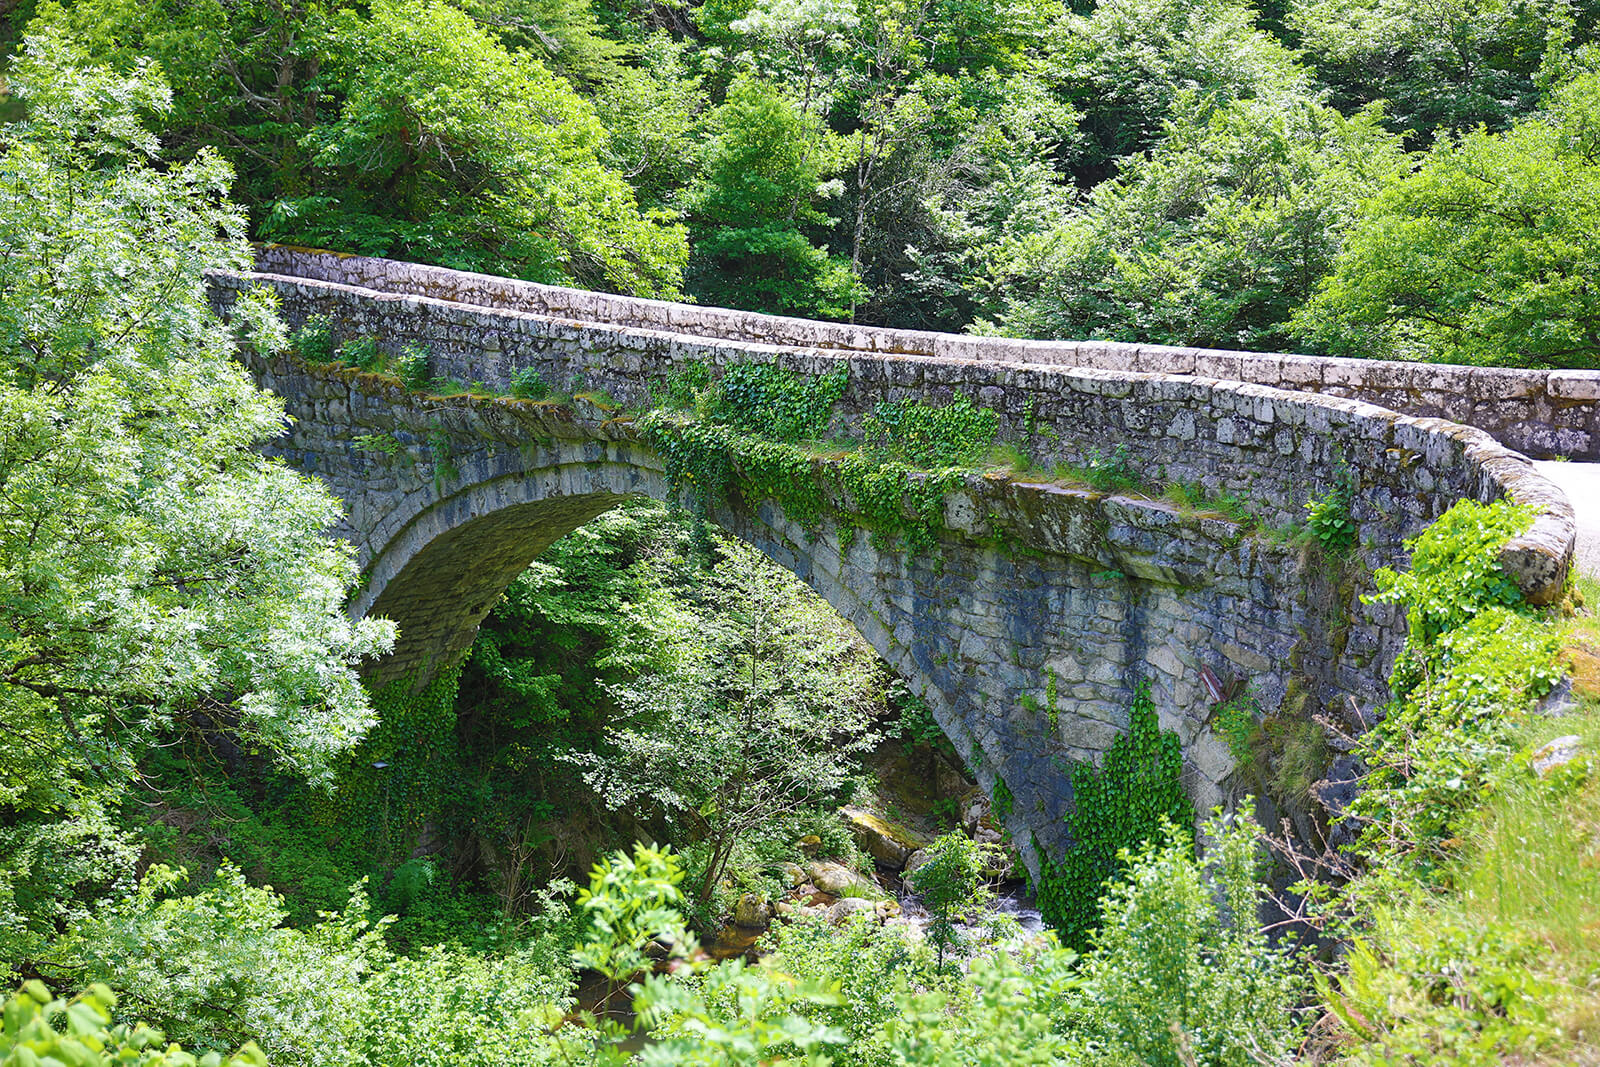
[{"x1": 346, "y1": 447, "x2": 1279, "y2": 874}]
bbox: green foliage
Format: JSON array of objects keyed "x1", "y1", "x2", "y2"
[
  {"x1": 1289, "y1": 0, "x2": 1600, "y2": 135},
  {"x1": 1, "y1": 981, "x2": 265, "y2": 1067},
  {"x1": 908, "y1": 832, "x2": 992, "y2": 971},
  {"x1": 1295, "y1": 72, "x2": 1600, "y2": 368},
  {"x1": 1346, "y1": 500, "x2": 1562, "y2": 884},
  {"x1": 861, "y1": 396, "x2": 999, "y2": 468},
  {"x1": 1368, "y1": 499, "x2": 1536, "y2": 648},
  {"x1": 990, "y1": 776, "x2": 1014, "y2": 820},
  {"x1": 37, "y1": 0, "x2": 686, "y2": 296},
  {"x1": 642, "y1": 359, "x2": 1000, "y2": 555},
  {"x1": 510, "y1": 366, "x2": 551, "y2": 400},
  {"x1": 991, "y1": 93, "x2": 1406, "y2": 350},
  {"x1": 574, "y1": 842, "x2": 693, "y2": 982},
  {"x1": 397, "y1": 344, "x2": 433, "y2": 391},
  {"x1": 574, "y1": 844, "x2": 848, "y2": 1065},
  {"x1": 685, "y1": 77, "x2": 861, "y2": 318},
  {"x1": 289, "y1": 315, "x2": 334, "y2": 363},
  {"x1": 320, "y1": 669, "x2": 465, "y2": 869},
  {"x1": 1214, "y1": 688, "x2": 1262, "y2": 764},
  {"x1": 707, "y1": 362, "x2": 849, "y2": 443},
  {"x1": 1305, "y1": 465, "x2": 1358, "y2": 553},
  {"x1": 1074, "y1": 813, "x2": 1311, "y2": 1066},
  {"x1": 1036, "y1": 683, "x2": 1192, "y2": 950},
  {"x1": 51, "y1": 865, "x2": 584, "y2": 1066},
  {"x1": 584, "y1": 536, "x2": 881, "y2": 905},
  {"x1": 0, "y1": 33, "x2": 391, "y2": 814},
  {"x1": 1050, "y1": 0, "x2": 1312, "y2": 170}
]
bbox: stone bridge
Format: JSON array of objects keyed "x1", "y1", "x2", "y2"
[{"x1": 211, "y1": 247, "x2": 1583, "y2": 872}]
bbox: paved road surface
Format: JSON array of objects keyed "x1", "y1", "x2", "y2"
[{"x1": 1534, "y1": 461, "x2": 1600, "y2": 581}]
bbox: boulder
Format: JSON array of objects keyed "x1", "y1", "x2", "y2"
[
  {"x1": 960, "y1": 790, "x2": 991, "y2": 833},
  {"x1": 839, "y1": 806, "x2": 932, "y2": 869},
  {"x1": 903, "y1": 849, "x2": 932, "y2": 876},
  {"x1": 1531, "y1": 735, "x2": 1583, "y2": 777},
  {"x1": 733, "y1": 893, "x2": 773, "y2": 929},
  {"x1": 827, "y1": 897, "x2": 880, "y2": 924},
  {"x1": 807, "y1": 860, "x2": 888, "y2": 900},
  {"x1": 778, "y1": 862, "x2": 808, "y2": 887},
  {"x1": 935, "y1": 757, "x2": 972, "y2": 799},
  {"x1": 797, "y1": 834, "x2": 823, "y2": 857}
]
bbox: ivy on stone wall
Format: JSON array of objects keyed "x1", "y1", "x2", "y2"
[
  {"x1": 1036, "y1": 682, "x2": 1193, "y2": 951},
  {"x1": 639, "y1": 360, "x2": 1000, "y2": 556},
  {"x1": 314, "y1": 667, "x2": 464, "y2": 866}
]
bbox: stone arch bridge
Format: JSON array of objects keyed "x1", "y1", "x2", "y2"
[{"x1": 211, "y1": 247, "x2": 1583, "y2": 872}]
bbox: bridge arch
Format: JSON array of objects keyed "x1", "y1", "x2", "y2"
[{"x1": 215, "y1": 251, "x2": 1578, "y2": 872}]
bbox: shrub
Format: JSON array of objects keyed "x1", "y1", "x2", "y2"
[{"x1": 510, "y1": 366, "x2": 550, "y2": 399}]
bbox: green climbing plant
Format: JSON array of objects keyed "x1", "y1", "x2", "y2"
[
  {"x1": 639, "y1": 360, "x2": 1001, "y2": 557},
  {"x1": 1036, "y1": 682, "x2": 1192, "y2": 950},
  {"x1": 317, "y1": 668, "x2": 465, "y2": 867}
]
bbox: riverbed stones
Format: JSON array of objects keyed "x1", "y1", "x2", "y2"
[
  {"x1": 733, "y1": 893, "x2": 774, "y2": 929},
  {"x1": 806, "y1": 861, "x2": 886, "y2": 899},
  {"x1": 838, "y1": 806, "x2": 932, "y2": 869}
]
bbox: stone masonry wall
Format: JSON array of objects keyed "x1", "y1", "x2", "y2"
[
  {"x1": 210, "y1": 259, "x2": 1577, "y2": 876},
  {"x1": 254, "y1": 245, "x2": 1600, "y2": 461}
]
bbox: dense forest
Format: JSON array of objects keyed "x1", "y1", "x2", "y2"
[{"x1": 2, "y1": 0, "x2": 1599, "y2": 1062}]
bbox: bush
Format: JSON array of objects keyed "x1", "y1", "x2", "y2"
[
  {"x1": 1, "y1": 982, "x2": 265, "y2": 1067},
  {"x1": 510, "y1": 366, "x2": 550, "y2": 400}
]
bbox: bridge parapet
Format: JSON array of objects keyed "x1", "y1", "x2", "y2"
[{"x1": 256, "y1": 245, "x2": 1600, "y2": 461}]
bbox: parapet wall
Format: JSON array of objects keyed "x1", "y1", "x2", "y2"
[
  {"x1": 216, "y1": 267, "x2": 1574, "y2": 606},
  {"x1": 255, "y1": 245, "x2": 1600, "y2": 462}
]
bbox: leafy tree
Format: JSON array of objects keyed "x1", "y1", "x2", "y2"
[
  {"x1": 1, "y1": 981, "x2": 264, "y2": 1067},
  {"x1": 1293, "y1": 71, "x2": 1600, "y2": 368},
  {"x1": 579, "y1": 536, "x2": 882, "y2": 903},
  {"x1": 290, "y1": 0, "x2": 686, "y2": 293},
  {"x1": 990, "y1": 93, "x2": 1406, "y2": 349},
  {"x1": 0, "y1": 32, "x2": 391, "y2": 809},
  {"x1": 684, "y1": 76, "x2": 862, "y2": 317},
  {"x1": 1075, "y1": 814, "x2": 1310, "y2": 1067},
  {"x1": 30, "y1": 0, "x2": 687, "y2": 295},
  {"x1": 1289, "y1": 0, "x2": 1600, "y2": 136},
  {"x1": 908, "y1": 831, "x2": 992, "y2": 971},
  {"x1": 1047, "y1": 0, "x2": 1312, "y2": 178},
  {"x1": 52, "y1": 865, "x2": 586, "y2": 1065}
]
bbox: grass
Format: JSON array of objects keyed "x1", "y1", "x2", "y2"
[{"x1": 1327, "y1": 570, "x2": 1600, "y2": 1064}]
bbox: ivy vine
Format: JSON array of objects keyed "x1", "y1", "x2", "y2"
[
  {"x1": 1035, "y1": 682, "x2": 1192, "y2": 950},
  {"x1": 639, "y1": 360, "x2": 1000, "y2": 557},
  {"x1": 314, "y1": 668, "x2": 464, "y2": 866}
]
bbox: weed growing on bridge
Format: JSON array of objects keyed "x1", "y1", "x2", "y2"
[{"x1": 1305, "y1": 463, "x2": 1358, "y2": 553}]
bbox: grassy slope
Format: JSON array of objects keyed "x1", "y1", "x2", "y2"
[{"x1": 1327, "y1": 574, "x2": 1600, "y2": 1064}]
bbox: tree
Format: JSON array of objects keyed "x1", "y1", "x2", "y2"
[
  {"x1": 989, "y1": 92, "x2": 1407, "y2": 350},
  {"x1": 0, "y1": 31, "x2": 392, "y2": 808},
  {"x1": 908, "y1": 831, "x2": 992, "y2": 971},
  {"x1": 1047, "y1": 0, "x2": 1312, "y2": 179},
  {"x1": 684, "y1": 76, "x2": 862, "y2": 317},
  {"x1": 579, "y1": 536, "x2": 881, "y2": 904},
  {"x1": 1294, "y1": 70, "x2": 1600, "y2": 368},
  {"x1": 1075, "y1": 814, "x2": 1310, "y2": 1067},
  {"x1": 1289, "y1": 0, "x2": 1600, "y2": 137},
  {"x1": 29, "y1": 0, "x2": 688, "y2": 295},
  {"x1": 0, "y1": 33, "x2": 393, "y2": 968}
]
